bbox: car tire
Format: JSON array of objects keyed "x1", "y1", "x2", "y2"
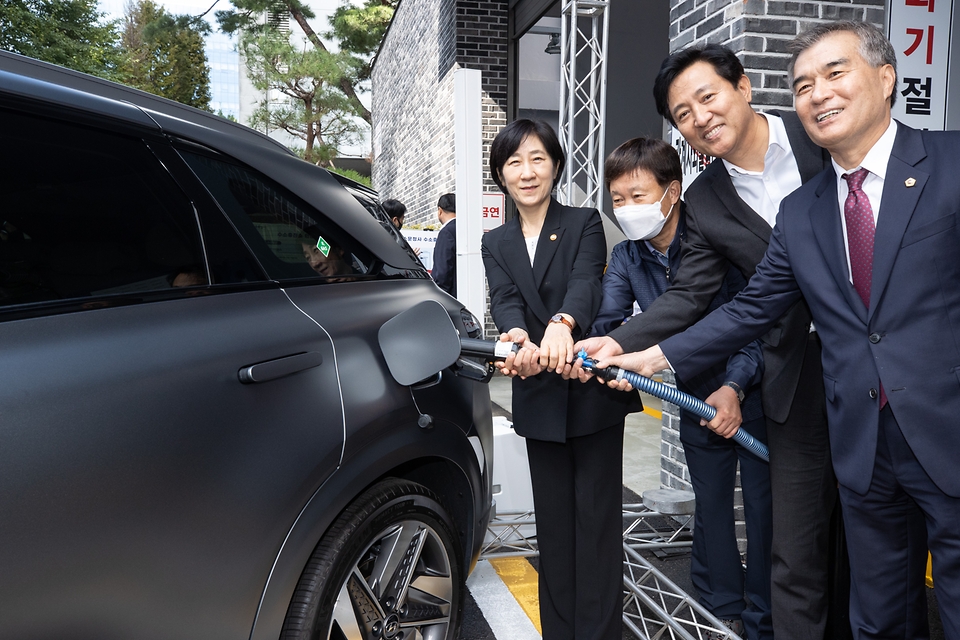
[{"x1": 281, "y1": 478, "x2": 464, "y2": 640}]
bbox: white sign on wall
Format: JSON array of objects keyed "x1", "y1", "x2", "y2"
[
  {"x1": 401, "y1": 229, "x2": 439, "y2": 271},
  {"x1": 482, "y1": 192, "x2": 505, "y2": 231},
  {"x1": 889, "y1": 0, "x2": 954, "y2": 130}
]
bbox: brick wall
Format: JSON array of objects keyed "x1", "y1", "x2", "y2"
[
  {"x1": 457, "y1": 0, "x2": 509, "y2": 189},
  {"x1": 669, "y1": 0, "x2": 886, "y2": 112},
  {"x1": 371, "y1": 0, "x2": 508, "y2": 228},
  {"x1": 371, "y1": 0, "x2": 457, "y2": 227},
  {"x1": 658, "y1": 372, "x2": 690, "y2": 492}
]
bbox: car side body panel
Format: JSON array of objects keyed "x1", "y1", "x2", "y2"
[{"x1": 0, "y1": 290, "x2": 344, "y2": 638}]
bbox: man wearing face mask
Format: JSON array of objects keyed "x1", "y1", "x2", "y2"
[{"x1": 591, "y1": 137, "x2": 773, "y2": 640}]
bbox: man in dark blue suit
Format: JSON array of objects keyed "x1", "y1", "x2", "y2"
[
  {"x1": 600, "y1": 21, "x2": 960, "y2": 638},
  {"x1": 431, "y1": 193, "x2": 457, "y2": 296}
]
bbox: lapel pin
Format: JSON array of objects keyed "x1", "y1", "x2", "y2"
[
  {"x1": 549, "y1": 234, "x2": 557, "y2": 241},
  {"x1": 905, "y1": 177, "x2": 917, "y2": 187}
]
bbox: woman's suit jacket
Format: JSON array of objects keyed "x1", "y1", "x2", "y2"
[{"x1": 481, "y1": 198, "x2": 642, "y2": 442}]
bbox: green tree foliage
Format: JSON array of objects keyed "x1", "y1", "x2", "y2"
[
  {"x1": 326, "y1": 167, "x2": 371, "y2": 187},
  {"x1": 217, "y1": 0, "x2": 396, "y2": 125},
  {"x1": 0, "y1": 0, "x2": 122, "y2": 78},
  {"x1": 241, "y1": 28, "x2": 362, "y2": 166},
  {"x1": 325, "y1": 0, "x2": 396, "y2": 82},
  {"x1": 119, "y1": 0, "x2": 211, "y2": 109}
]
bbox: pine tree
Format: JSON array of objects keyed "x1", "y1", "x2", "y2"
[
  {"x1": 119, "y1": 0, "x2": 212, "y2": 110},
  {"x1": 217, "y1": 0, "x2": 397, "y2": 125}
]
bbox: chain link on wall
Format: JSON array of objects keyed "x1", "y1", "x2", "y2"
[{"x1": 556, "y1": 0, "x2": 609, "y2": 209}]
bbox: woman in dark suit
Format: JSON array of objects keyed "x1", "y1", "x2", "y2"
[{"x1": 481, "y1": 119, "x2": 640, "y2": 640}]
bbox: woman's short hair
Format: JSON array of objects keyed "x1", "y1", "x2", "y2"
[
  {"x1": 489, "y1": 119, "x2": 565, "y2": 193},
  {"x1": 604, "y1": 137, "x2": 682, "y2": 190},
  {"x1": 653, "y1": 44, "x2": 746, "y2": 126}
]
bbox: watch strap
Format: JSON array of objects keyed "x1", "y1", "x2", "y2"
[
  {"x1": 549, "y1": 314, "x2": 574, "y2": 330},
  {"x1": 723, "y1": 380, "x2": 745, "y2": 404}
]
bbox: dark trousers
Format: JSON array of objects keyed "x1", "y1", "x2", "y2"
[
  {"x1": 840, "y1": 405, "x2": 960, "y2": 640},
  {"x1": 767, "y1": 334, "x2": 844, "y2": 640},
  {"x1": 682, "y1": 413, "x2": 773, "y2": 640},
  {"x1": 526, "y1": 422, "x2": 625, "y2": 640}
]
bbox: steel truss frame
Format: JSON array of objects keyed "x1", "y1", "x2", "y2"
[{"x1": 557, "y1": 0, "x2": 610, "y2": 209}]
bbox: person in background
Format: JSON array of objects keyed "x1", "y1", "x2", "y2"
[
  {"x1": 481, "y1": 118, "x2": 641, "y2": 640},
  {"x1": 432, "y1": 193, "x2": 457, "y2": 296},
  {"x1": 382, "y1": 198, "x2": 420, "y2": 257},
  {"x1": 573, "y1": 44, "x2": 843, "y2": 640},
  {"x1": 381, "y1": 198, "x2": 407, "y2": 229},
  {"x1": 593, "y1": 137, "x2": 771, "y2": 640}
]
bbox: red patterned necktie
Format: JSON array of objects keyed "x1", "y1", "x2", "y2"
[
  {"x1": 842, "y1": 168, "x2": 886, "y2": 407},
  {"x1": 842, "y1": 168, "x2": 874, "y2": 308}
]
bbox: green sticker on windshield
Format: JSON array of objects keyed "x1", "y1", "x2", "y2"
[{"x1": 316, "y1": 236, "x2": 331, "y2": 257}]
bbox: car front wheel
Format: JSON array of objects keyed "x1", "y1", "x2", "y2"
[{"x1": 281, "y1": 478, "x2": 463, "y2": 640}]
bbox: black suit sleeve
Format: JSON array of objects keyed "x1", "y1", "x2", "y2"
[
  {"x1": 431, "y1": 222, "x2": 456, "y2": 295},
  {"x1": 481, "y1": 231, "x2": 527, "y2": 335},
  {"x1": 558, "y1": 209, "x2": 606, "y2": 331},
  {"x1": 608, "y1": 198, "x2": 731, "y2": 352}
]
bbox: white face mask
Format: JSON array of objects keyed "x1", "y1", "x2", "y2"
[{"x1": 613, "y1": 187, "x2": 675, "y2": 241}]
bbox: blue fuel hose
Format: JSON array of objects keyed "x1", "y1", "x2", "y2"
[{"x1": 578, "y1": 349, "x2": 769, "y2": 462}]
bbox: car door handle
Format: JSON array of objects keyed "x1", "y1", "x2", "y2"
[{"x1": 238, "y1": 352, "x2": 323, "y2": 384}]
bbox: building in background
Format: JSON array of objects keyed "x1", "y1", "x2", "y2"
[
  {"x1": 206, "y1": 30, "x2": 240, "y2": 119},
  {"x1": 371, "y1": 0, "x2": 667, "y2": 226}
]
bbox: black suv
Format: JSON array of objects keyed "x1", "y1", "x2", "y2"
[{"x1": 0, "y1": 51, "x2": 492, "y2": 640}]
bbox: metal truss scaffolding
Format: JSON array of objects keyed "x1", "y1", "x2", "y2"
[
  {"x1": 480, "y1": 503, "x2": 742, "y2": 640},
  {"x1": 556, "y1": 0, "x2": 610, "y2": 209},
  {"x1": 620, "y1": 504, "x2": 742, "y2": 640}
]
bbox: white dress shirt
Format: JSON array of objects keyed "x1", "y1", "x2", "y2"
[
  {"x1": 525, "y1": 236, "x2": 538, "y2": 266},
  {"x1": 723, "y1": 112, "x2": 818, "y2": 333},
  {"x1": 723, "y1": 113, "x2": 803, "y2": 228},
  {"x1": 832, "y1": 119, "x2": 898, "y2": 283}
]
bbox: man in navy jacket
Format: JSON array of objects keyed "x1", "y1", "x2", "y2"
[{"x1": 431, "y1": 193, "x2": 457, "y2": 296}]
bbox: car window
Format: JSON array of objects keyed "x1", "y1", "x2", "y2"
[
  {"x1": 0, "y1": 109, "x2": 207, "y2": 311},
  {"x1": 180, "y1": 150, "x2": 375, "y2": 283},
  {"x1": 339, "y1": 181, "x2": 423, "y2": 266}
]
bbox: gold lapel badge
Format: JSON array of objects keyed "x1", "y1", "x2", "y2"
[
  {"x1": 905, "y1": 177, "x2": 917, "y2": 187},
  {"x1": 549, "y1": 234, "x2": 558, "y2": 241}
]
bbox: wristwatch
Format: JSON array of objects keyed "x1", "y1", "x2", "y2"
[
  {"x1": 724, "y1": 381, "x2": 745, "y2": 404},
  {"x1": 549, "y1": 314, "x2": 574, "y2": 330}
]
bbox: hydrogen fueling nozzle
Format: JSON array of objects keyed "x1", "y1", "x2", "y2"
[{"x1": 459, "y1": 338, "x2": 520, "y2": 361}]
